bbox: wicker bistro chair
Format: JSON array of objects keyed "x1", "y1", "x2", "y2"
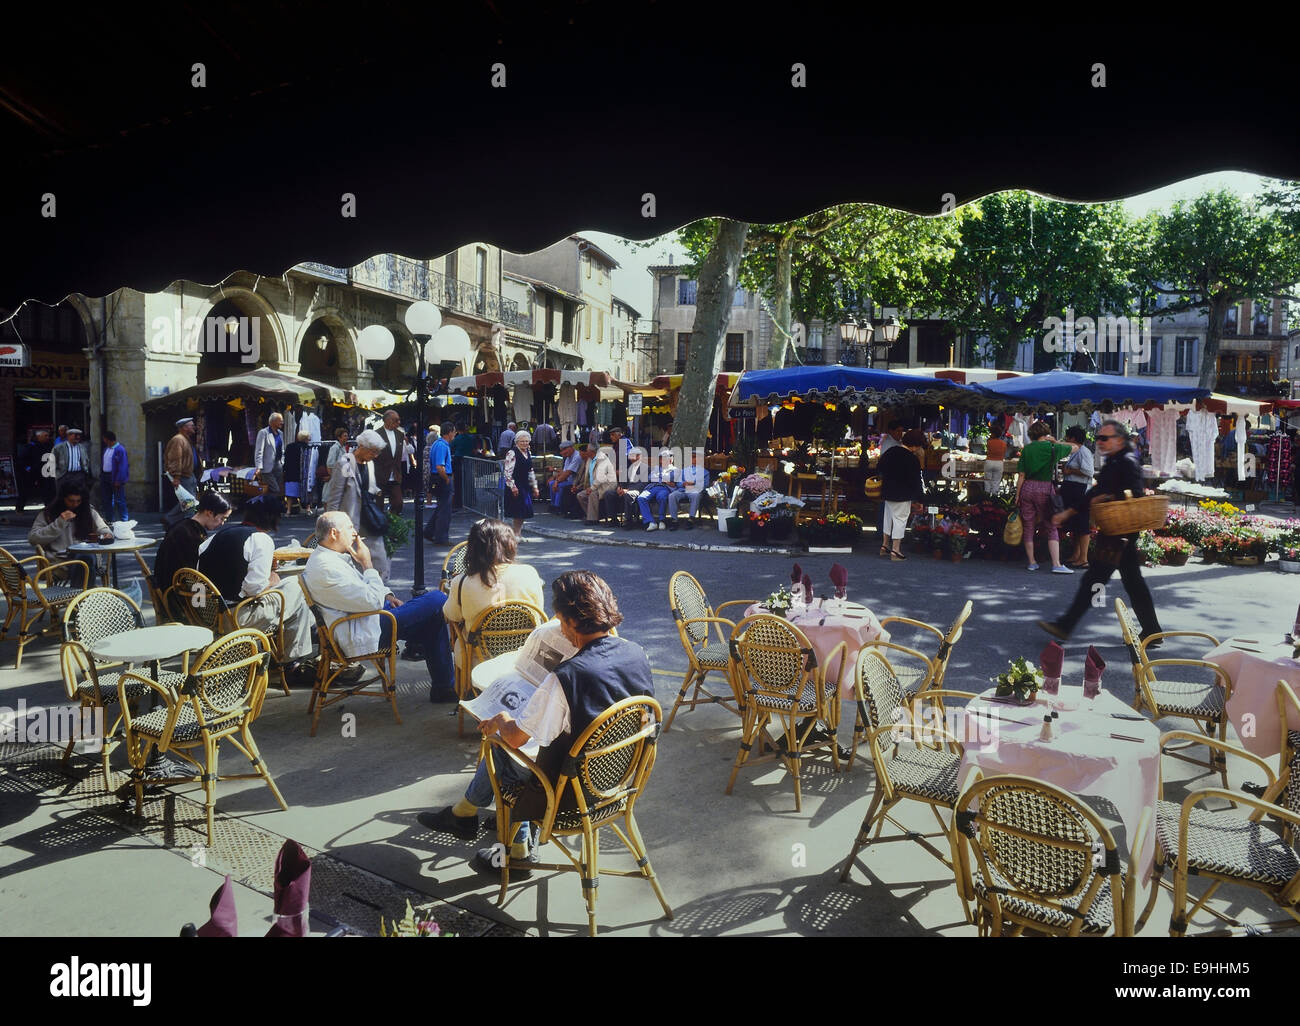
[
  {"x1": 867, "y1": 600, "x2": 974, "y2": 702},
  {"x1": 132, "y1": 550, "x2": 171, "y2": 623},
  {"x1": 59, "y1": 587, "x2": 189, "y2": 790},
  {"x1": 1134, "y1": 687, "x2": 1300, "y2": 937},
  {"x1": 1115, "y1": 597, "x2": 1231, "y2": 789},
  {"x1": 455, "y1": 601, "x2": 548, "y2": 737},
  {"x1": 169, "y1": 568, "x2": 293, "y2": 697},
  {"x1": 439, "y1": 541, "x2": 469, "y2": 595},
  {"x1": 298, "y1": 575, "x2": 400, "y2": 737},
  {"x1": 483, "y1": 695, "x2": 673, "y2": 936},
  {"x1": 117, "y1": 628, "x2": 286, "y2": 846},
  {"x1": 1, "y1": 546, "x2": 90, "y2": 668},
  {"x1": 954, "y1": 774, "x2": 1152, "y2": 937},
  {"x1": 840, "y1": 648, "x2": 977, "y2": 884},
  {"x1": 724, "y1": 613, "x2": 848, "y2": 813},
  {"x1": 664, "y1": 571, "x2": 758, "y2": 730}
]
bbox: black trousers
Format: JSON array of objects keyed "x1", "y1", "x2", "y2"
[{"x1": 1057, "y1": 535, "x2": 1161, "y2": 637}]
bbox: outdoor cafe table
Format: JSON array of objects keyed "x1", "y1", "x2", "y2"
[
  {"x1": 89, "y1": 623, "x2": 213, "y2": 679},
  {"x1": 67, "y1": 536, "x2": 158, "y2": 589},
  {"x1": 742, "y1": 600, "x2": 890, "y2": 699},
  {"x1": 1203, "y1": 636, "x2": 1300, "y2": 759},
  {"x1": 956, "y1": 684, "x2": 1160, "y2": 885}
]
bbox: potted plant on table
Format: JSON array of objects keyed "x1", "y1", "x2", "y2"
[
  {"x1": 993, "y1": 657, "x2": 1043, "y2": 704},
  {"x1": 761, "y1": 586, "x2": 794, "y2": 618}
]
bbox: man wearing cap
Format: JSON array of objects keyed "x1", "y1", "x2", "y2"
[
  {"x1": 54, "y1": 426, "x2": 93, "y2": 492},
  {"x1": 164, "y1": 416, "x2": 200, "y2": 527},
  {"x1": 549, "y1": 439, "x2": 583, "y2": 516}
]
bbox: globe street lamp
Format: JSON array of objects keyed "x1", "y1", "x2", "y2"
[{"x1": 355, "y1": 308, "x2": 471, "y2": 596}]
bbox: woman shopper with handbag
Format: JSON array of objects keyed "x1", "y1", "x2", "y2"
[
  {"x1": 1038, "y1": 420, "x2": 1164, "y2": 643},
  {"x1": 1014, "y1": 420, "x2": 1073, "y2": 573}
]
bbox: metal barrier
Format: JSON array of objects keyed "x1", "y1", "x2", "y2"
[{"x1": 461, "y1": 456, "x2": 504, "y2": 521}]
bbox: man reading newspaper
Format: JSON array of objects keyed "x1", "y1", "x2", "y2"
[{"x1": 418, "y1": 570, "x2": 654, "y2": 874}]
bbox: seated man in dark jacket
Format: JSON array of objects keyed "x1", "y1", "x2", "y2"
[
  {"x1": 1039, "y1": 419, "x2": 1163, "y2": 642},
  {"x1": 152, "y1": 490, "x2": 232, "y2": 597},
  {"x1": 420, "y1": 570, "x2": 655, "y2": 872}
]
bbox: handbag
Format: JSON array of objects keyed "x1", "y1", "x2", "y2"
[
  {"x1": 357, "y1": 462, "x2": 389, "y2": 537},
  {"x1": 863, "y1": 475, "x2": 883, "y2": 500},
  {"x1": 1002, "y1": 510, "x2": 1023, "y2": 546},
  {"x1": 1049, "y1": 447, "x2": 1066, "y2": 514}
]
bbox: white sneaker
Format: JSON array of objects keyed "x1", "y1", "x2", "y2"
[
  {"x1": 657, "y1": 522, "x2": 666, "y2": 530},
  {"x1": 645, "y1": 523, "x2": 656, "y2": 532},
  {"x1": 1025, "y1": 563, "x2": 1040, "y2": 571},
  {"x1": 1052, "y1": 565, "x2": 1074, "y2": 574}
]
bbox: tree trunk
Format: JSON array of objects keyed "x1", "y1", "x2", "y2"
[
  {"x1": 1198, "y1": 295, "x2": 1226, "y2": 391},
  {"x1": 767, "y1": 230, "x2": 797, "y2": 368},
  {"x1": 994, "y1": 330, "x2": 1021, "y2": 370},
  {"x1": 674, "y1": 219, "x2": 749, "y2": 452}
]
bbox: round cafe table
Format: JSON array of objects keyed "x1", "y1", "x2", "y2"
[
  {"x1": 1203, "y1": 636, "x2": 1300, "y2": 759},
  {"x1": 957, "y1": 684, "x2": 1160, "y2": 889},
  {"x1": 67, "y1": 536, "x2": 158, "y2": 589},
  {"x1": 743, "y1": 599, "x2": 890, "y2": 698},
  {"x1": 89, "y1": 623, "x2": 213, "y2": 678}
]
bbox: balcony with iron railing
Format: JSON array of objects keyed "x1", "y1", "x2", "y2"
[
  {"x1": 295, "y1": 255, "x2": 530, "y2": 333},
  {"x1": 796, "y1": 346, "x2": 825, "y2": 365}
]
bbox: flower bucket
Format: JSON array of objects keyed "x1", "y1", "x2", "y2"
[
  {"x1": 717, "y1": 508, "x2": 737, "y2": 533},
  {"x1": 725, "y1": 516, "x2": 745, "y2": 539}
]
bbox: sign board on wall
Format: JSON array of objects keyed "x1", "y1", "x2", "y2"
[
  {"x1": 0, "y1": 349, "x2": 88, "y2": 385},
  {"x1": 627, "y1": 392, "x2": 643, "y2": 416},
  {"x1": 0, "y1": 344, "x2": 31, "y2": 368}
]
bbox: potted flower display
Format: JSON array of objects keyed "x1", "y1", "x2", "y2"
[
  {"x1": 1280, "y1": 546, "x2": 1300, "y2": 574},
  {"x1": 993, "y1": 656, "x2": 1044, "y2": 704},
  {"x1": 761, "y1": 586, "x2": 794, "y2": 618},
  {"x1": 1158, "y1": 536, "x2": 1193, "y2": 566},
  {"x1": 948, "y1": 523, "x2": 970, "y2": 562}
]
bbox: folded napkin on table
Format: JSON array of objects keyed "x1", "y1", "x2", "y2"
[
  {"x1": 800, "y1": 572, "x2": 813, "y2": 604},
  {"x1": 265, "y1": 838, "x2": 312, "y2": 938},
  {"x1": 1039, "y1": 641, "x2": 1064, "y2": 679},
  {"x1": 791, "y1": 563, "x2": 802, "y2": 586},
  {"x1": 1084, "y1": 646, "x2": 1106, "y2": 684},
  {"x1": 829, "y1": 563, "x2": 848, "y2": 598},
  {"x1": 194, "y1": 875, "x2": 238, "y2": 938}
]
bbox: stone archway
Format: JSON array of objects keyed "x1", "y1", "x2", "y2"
[
  {"x1": 509, "y1": 352, "x2": 531, "y2": 371},
  {"x1": 195, "y1": 287, "x2": 289, "y2": 382},
  {"x1": 297, "y1": 312, "x2": 359, "y2": 385}
]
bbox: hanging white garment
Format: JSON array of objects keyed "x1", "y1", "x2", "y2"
[
  {"x1": 1009, "y1": 414, "x2": 1031, "y2": 447},
  {"x1": 557, "y1": 384, "x2": 578, "y2": 437},
  {"x1": 1185, "y1": 409, "x2": 1217, "y2": 482},
  {"x1": 1238, "y1": 426, "x2": 1250, "y2": 479},
  {"x1": 514, "y1": 383, "x2": 534, "y2": 424},
  {"x1": 300, "y1": 409, "x2": 322, "y2": 488},
  {"x1": 1112, "y1": 409, "x2": 1148, "y2": 435},
  {"x1": 1146, "y1": 409, "x2": 1178, "y2": 477}
]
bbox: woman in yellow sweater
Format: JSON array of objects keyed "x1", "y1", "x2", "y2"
[{"x1": 443, "y1": 518, "x2": 546, "y2": 669}]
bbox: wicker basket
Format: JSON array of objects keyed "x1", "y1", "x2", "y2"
[{"x1": 1090, "y1": 493, "x2": 1168, "y2": 535}]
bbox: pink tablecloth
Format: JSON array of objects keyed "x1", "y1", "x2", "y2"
[
  {"x1": 1203, "y1": 638, "x2": 1300, "y2": 759},
  {"x1": 744, "y1": 600, "x2": 889, "y2": 699},
  {"x1": 958, "y1": 685, "x2": 1160, "y2": 886}
]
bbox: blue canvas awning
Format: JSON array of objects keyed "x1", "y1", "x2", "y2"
[
  {"x1": 971, "y1": 369, "x2": 1211, "y2": 412},
  {"x1": 729, "y1": 365, "x2": 978, "y2": 408}
]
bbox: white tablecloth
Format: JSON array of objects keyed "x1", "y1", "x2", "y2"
[
  {"x1": 744, "y1": 600, "x2": 889, "y2": 699},
  {"x1": 1204, "y1": 637, "x2": 1300, "y2": 759},
  {"x1": 958, "y1": 685, "x2": 1160, "y2": 884}
]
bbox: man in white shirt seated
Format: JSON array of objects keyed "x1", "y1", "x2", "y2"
[
  {"x1": 302, "y1": 511, "x2": 455, "y2": 699},
  {"x1": 418, "y1": 570, "x2": 654, "y2": 874},
  {"x1": 667, "y1": 449, "x2": 711, "y2": 528},
  {"x1": 196, "y1": 496, "x2": 313, "y2": 663}
]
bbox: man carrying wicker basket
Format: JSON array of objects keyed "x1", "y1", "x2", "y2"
[{"x1": 1038, "y1": 419, "x2": 1164, "y2": 643}]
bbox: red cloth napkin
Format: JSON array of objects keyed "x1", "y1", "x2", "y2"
[
  {"x1": 791, "y1": 563, "x2": 802, "y2": 585},
  {"x1": 800, "y1": 573, "x2": 813, "y2": 604},
  {"x1": 829, "y1": 563, "x2": 848, "y2": 598},
  {"x1": 1039, "y1": 641, "x2": 1064, "y2": 679},
  {"x1": 195, "y1": 875, "x2": 238, "y2": 937},
  {"x1": 265, "y1": 839, "x2": 312, "y2": 938},
  {"x1": 1084, "y1": 646, "x2": 1106, "y2": 684}
]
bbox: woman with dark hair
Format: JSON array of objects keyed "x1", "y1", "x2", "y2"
[
  {"x1": 1060, "y1": 425, "x2": 1095, "y2": 568},
  {"x1": 420, "y1": 570, "x2": 653, "y2": 872},
  {"x1": 152, "y1": 490, "x2": 232, "y2": 595},
  {"x1": 29, "y1": 481, "x2": 112, "y2": 577},
  {"x1": 1040, "y1": 420, "x2": 1164, "y2": 642},
  {"x1": 443, "y1": 518, "x2": 545, "y2": 666}
]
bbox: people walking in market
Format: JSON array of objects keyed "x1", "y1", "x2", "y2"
[
  {"x1": 163, "y1": 416, "x2": 200, "y2": 528},
  {"x1": 1014, "y1": 420, "x2": 1073, "y2": 573},
  {"x1": 323, "y1": 428, "x2": 392, "y2": 583},
  {"x1": 425, "y1": 421, "x2": 457, "y2": 545},
  {"x1": 983, "y1": 422, "x2": 1009, "y2": 494},
  {"x1": 373, "y1": 409, "x2": 406, "y2": 515},
  {"x1": 283, "y1": 429, "x2": 309, "y2": 515},
  {"x1": 503, "y1": 429, "x2": 539, "y2": 538},
  {"x1": 99, "y1": 429, "x2": 129, "y2": 522},
  {"x1": 1060, "y1": 425, "x2": 1095, "y2": 568},
  {"x1": 254, "y1": 411, "x2": 286, "y2": 506},
  {"x1": 53, "y1": 426, "x2": 93, "y2": 493},
  {"x1": 878, "y1": 429, "x2": 927, "y2": 561},
  {"x1": 1038, "y1": 420, "x2": 1164, "y2": 643}
]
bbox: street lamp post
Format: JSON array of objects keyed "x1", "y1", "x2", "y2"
[{"x1": 355, "y1": 305, "x2": 472, "y2": 597}]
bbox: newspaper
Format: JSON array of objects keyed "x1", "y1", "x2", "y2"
[{"x1": 459, "y1": 621, "x2": 577, "y2": 747}]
